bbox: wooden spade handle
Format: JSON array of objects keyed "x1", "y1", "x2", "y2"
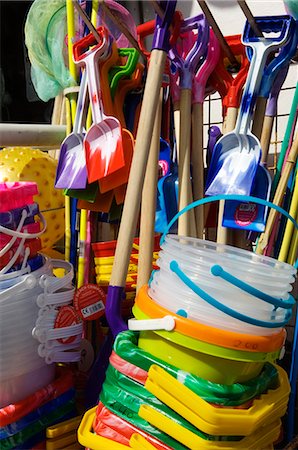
[
  {"x1": 260, "y1": 115, "x2": 274, "y2": 164},
  {"x1": 216, "y1": 107, "x2": 238, "y2": 244},
  {"x1": 137, "y1": 89, "x2": 163, "y2": 292},
  {"x1": 252, "y1": 97, "x2": 267, "y2": 140},
  {"x1": 191, "y1": 102, "x2": 205, "y2": 238},
  {"x1": 256, "y1": 133, "x2": 298, "y2": 255},
  {"x1": 173, "y1": 101, "x2": 180, "y2": 163},
  {"x1": 110, "y1": 50, "x2": 167, "y2": 287},
  {"x1": 278, "y1": 170, "x2": 298, "y2": 262},
  {"x1": 178, "y1": 88, "x2": 194, "y2": 236}
]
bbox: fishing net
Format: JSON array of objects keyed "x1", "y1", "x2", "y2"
[{"x1": 24, "y1": 0, "x2": 76, "y2": 102}]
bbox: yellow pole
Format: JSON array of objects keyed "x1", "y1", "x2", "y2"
[
  {"x1": 278, "y1": 170, "x2": 298, "y2": 262},
  {"x1": 65, "y1": 0, "x2": 78, "y2": 262},
  {"x1": 77, "y1": 1, "x2": 98, "y2": 288}
]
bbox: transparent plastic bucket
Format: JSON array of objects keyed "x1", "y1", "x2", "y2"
[
  {"x1": 163, "y1": 235, "x2": 296, "y2": 277},
  {"x1": 0, "y1": 363, "x2": 55, "y2": 408},
  {"x1": 147, "y1": 233, "x2": 296, "y2": 335}
]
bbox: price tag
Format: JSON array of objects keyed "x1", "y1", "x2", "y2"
[
  {"x1": 54, "y1": 306, "x2": 81, "y2": 344},
  {"x1": 74, "y1": 284, "x2": 106, "y2": 321}
]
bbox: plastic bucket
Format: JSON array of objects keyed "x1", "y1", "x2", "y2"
[
  {"x1": 149, "y1": 276, "x2": 286, "y2": 336},
  {"x1": 137, "y1": 329, "x2": 264, "y2": 384},
  {"x1": 162, "y1": 234, "x2": 296, "y2": 277},
  {"x1": 135, "y1": 286, "x2": 286, "y2": 352},
  {"x1": 0, "y1": 363, "x2": 55, "y2": 408},
  {"x1": 148, "y1": 235, "x2": 295, "y2": 334}
]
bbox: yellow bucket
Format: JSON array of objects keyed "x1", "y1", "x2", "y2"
[{"x1": 137, "y1": 330, "x2": 263, "y2": 384}]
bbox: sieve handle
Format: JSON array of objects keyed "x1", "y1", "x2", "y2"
[
  {"x1": 170, "y1": 260, "x2": 292, "y2": 328},
  {"x1": 160, "y1": 194, "x2": 298, "y2": 245}
]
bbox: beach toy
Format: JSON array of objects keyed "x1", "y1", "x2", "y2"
[
  {"x1": 73, "y1": 27, "x2": 125, "y2": 183},
  {"x1": 24, "y1": 0, "x2": 75, "y2": 101},
  {"x1": 208, "y1": 34, "x2": 249, "y2": 125},
  {"x1": 144, "y1": 364, "x2": 289, "y2": 436},
  {"x1": 135, "y1": 326, "x2": 272, "y2": 384},
  {"x1": 93, "y1": 42, "x2": 136, "y2": 198},
  {"x1": 206, "y1": 16, "x2": 294, "y2": 197},
  {"x1": 0, "y1": 147, "x2": 65, "y2": 249},
  {"x1": 147, "y1": 231, "x2": 295, "y2": 336},
  {"x1": 222, "y1": 19, "x2": 298, "y2": 233},
  {"x1": 139, "y1": 405, "x2": 281, "y2": 450},
  {"x1": 0, "y1": 398, "x2": 76, "y2": 450},
  {"x1": 109, "y1": 349, "x2": 279, "y2": 407},
  {"x1": 0, "y1": 202, "x2": 39, "y2": 230},
  {"x1": 134, "y1": 286, "x2": 286, "y2": 353},
  {"x1": 191, "y1": 28, "x2": 221, "y2": 237},
  {"x1": 0, "y1": 367, "x2": 73, "y2": 428},
  {"x1": 106, "y1": 0, "x2": 177, "y2": 337},
  {"x1": 78, "y1": 406, "x2": 148, "y2": 450},
  {"x1": 0, "y1": 182, "x2": 38, "y2": 212},
  {"x1": 0, "y1": 389, "x2": 75, "y2": 439},
  {"x1": 248, "y1": 15, "x2": 297, "y2": 141},
  {"x1": 100, "y1": 366, "x2": 211, "y2": 444},
  {"x1": 112, "y1": 331, "x2": 279, "y2": 406},
  {"x1": 94, "y1": 402, "x2": 171, "y2": 450},
  {"x1": 96, "y1": 0, "x2": 138, "y2": 49},
  {"x1": 45, "y1": 415, "x2": 81, "y2": 450},
  {"x1": 169, "y1": 14, "x2": 209, "y2": 236},
  {"x1": 55, "y1": 70, "x2": 89, "y2": 189}
]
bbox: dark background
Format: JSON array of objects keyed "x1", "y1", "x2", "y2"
[{"x1": 0, "y1": 1, "x2": 54, "y2": 123}]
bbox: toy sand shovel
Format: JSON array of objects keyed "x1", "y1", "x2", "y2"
[
  {"x1": 105, "y1": 1, "x2": 177, "y2": 337},
  {"x1": 55, "y1": 70, "x2": 89, "y2": 189},
  {"x1": 169, "y1": 14, "x2": 209, "y2": 237},
  {"x1": 191, "y1": 28, "x2": 220, "y2": 238},
  {"x1": 206, "y1": 16, "x2": 294, "y2": 198},
  {"x1": 73, "y1": 27, "x2": 125, "y2": 184},
  {"x1": 251, "y1": 16, "x2": 297, "y2": 140}
]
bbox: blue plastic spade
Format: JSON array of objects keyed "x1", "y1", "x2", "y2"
[{"x1": 206, "y1": 16, "x2": 294, "y2": 197}]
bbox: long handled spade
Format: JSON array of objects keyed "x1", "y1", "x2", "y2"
[
  {"x1": 256, "y1": 133, "x2": 298, "y2": 255},
  {"x1": 106, "y1": 1, "x2": 177, "y2": 337}
]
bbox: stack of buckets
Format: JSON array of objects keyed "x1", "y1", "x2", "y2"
[
  {"x1": 0, "y1": 367, "x2": 76, "y2": 450},
  {"x1": 0, "y1": 182, "x2": 78, "y2": 449},
  {"x1": 79, "y1": 234, "x2": 296, "y2": 450},
  {"x1": 92, "y1": 236, "x2": 160, "y2": 316},
  {"x1": 0, "y1": 182, "x2": 53, "y2": 408}
]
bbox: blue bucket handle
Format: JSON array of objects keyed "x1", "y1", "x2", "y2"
[
  {"x1": 158, "y1": 194, "x2": 298, "y2": 329},
  {"x1": 160, "y1": 194, "x2": 298, "y2": 245},
  {"x1": 170, "y1": 260, "x2": 293, "y2": 328}
]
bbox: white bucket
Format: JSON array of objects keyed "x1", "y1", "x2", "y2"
[{"x1": 149, "y1": 235, "x2": 296, "y2": 336}]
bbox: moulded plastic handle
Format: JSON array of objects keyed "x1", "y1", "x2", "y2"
[
  {"x1": 152, "y1": 1, "x2": 177, "y2": 52},
  {"x1": 210, "y1": 264, "x2": 295, "y2": 310},
  {"x1": 73, "y1": 26, "x2": 108, "y2": 63},
  {"x1": 170, "y1": 260, "x2": 292, "y2": 328},
  {"x1": 0, "y1": 274, "x2": 36, "y2": 301}
]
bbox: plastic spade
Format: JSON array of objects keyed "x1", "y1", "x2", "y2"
[
  {"x1": 169, "y1": 14, "x2": 209, "y2": 236},
  {"x1": 55, "y1": 70, "x2": 88, "y2": 189},
  {"x1": 73, "y1": 27, "x2": 125, "y2": 184},
  {"x1": 206, "y1": 16, "x2": 294, "y2": 197}
]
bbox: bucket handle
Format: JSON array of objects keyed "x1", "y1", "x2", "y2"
[
  {"x1": 210, "y1": 264, "x2": 295, "y2": 310},
  {"x1": 170, "y1": 260, "x2": 292, "y2": 328},
  {"x1": 160, "y1": 194, "x2": 298, "y2": 246}
]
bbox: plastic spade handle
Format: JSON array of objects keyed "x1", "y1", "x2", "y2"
[
  {"x1": 73, "y1": 27, "x2": 110, "y2": 123},
  {"x1": 72, "y1": 70, "x2": 88, "y2": 135},
  {"x1": 169, "y1": 14, "x2": 209, "y2": 89},
  {"x1": 192, "y1": 29, "x2": 220, "y2": 104}
]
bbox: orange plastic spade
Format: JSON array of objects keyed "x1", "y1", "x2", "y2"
[{"x1": 73, "y1": 28, "x2": 125, "y2": 183}]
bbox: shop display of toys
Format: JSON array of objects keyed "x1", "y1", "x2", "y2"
[{"x1": 0, "y1": 0, "x2": 297, "y2": 449}]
